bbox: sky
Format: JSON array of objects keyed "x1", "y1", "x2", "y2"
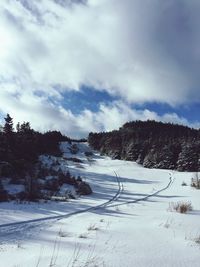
[{"x1": 0, "y1": 0, "x2": 200, "y2": 138}]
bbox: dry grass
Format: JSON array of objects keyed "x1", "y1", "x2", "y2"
[
  {"x1": 87, "y1": 224, "x2": 99, "y2": 231},
  {"x1": 181, "y1": 181, "x2": 187, "y2": 186},
  {"x1": 191, "y1": 175, "x2": 200, "y2": 189},
  {"x1": 67, "y1": 243, "x2": 105, "y2": 267},
  {"x1": 168, "y1": 201, "x2": 193, "y2": 214},
  {"x1": 191, "y1": 178, "x2": 200, "y2": 189},
  {"x1": 194, "y1": 236, "x2": 200, "y2": 244},
  {"x1": 58, "y1": 229, "x2": 71, "y2": 238},
  {"x1": 78, "y1": 233, "x2": 88, "y2": 239}
]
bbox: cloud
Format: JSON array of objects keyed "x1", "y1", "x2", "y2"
[
  {"x1": 0, "y1": 93, "x2": 198, "y2": 138},
  {"x1": 0, "y1": 0, "x2": 200, "y2": 104},
  {"x1": 0, "y1": 0, "x2": 200, "y2": 136},
  {"x1": 75, "y1": 101, "x2": 200, "y2": 134}
]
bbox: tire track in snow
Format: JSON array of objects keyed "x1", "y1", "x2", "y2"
[
  {"x1": 97, "y1": 171, "x2": 123, "y2": 208},
  {"x1": 0, "y1": 172, "x2": 173, "y2": 239},
  {"x1": 106, "y1": 172, "x2": 174, "y2": 208},
  {"x1": 0, "y1": 172, "x2": 123, "y2": 237}
]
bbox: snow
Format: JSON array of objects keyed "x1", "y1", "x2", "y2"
[
  {"x1": 0, "y1": 142, "x2": 199, "y2": 267},
  {"x1": 3, "y1": 182, "x2": 25, "y2": 195},
  {"x1": 58, "y1": 183, "x2": 77, "y2": 198}
]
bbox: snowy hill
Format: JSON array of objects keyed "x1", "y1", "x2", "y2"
[{"x1": 0, "y1": 142, "x2": 199, "y2": 267}]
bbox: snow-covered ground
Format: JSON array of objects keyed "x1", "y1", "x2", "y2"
[{"x1": 0, "y1": 142, "x2": 199, "y2": 267}]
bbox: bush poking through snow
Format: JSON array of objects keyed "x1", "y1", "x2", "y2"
[
  {"x1": 76, "y1": 181, "x2": 92, "y2": 195},
  {"x1": 169, "y1": 201, "x2": 193, "y2": 214},
  {"x1": 58, "y1": 229, "x2": 70, "y2": 238},
  {"x1": 87, "y1": 224, "x2": 99, "y2": 231},
  {"x1": 181, "y1": 181, "x2": 187, "y2": 186},
  {"x1": 191, "y1": 173, "x2": 200, "y2": 189},
  {"x1": 78, "y1": 233, "x2": 88, "y2": 239},
  {"x1": 194, "y1": 236, "x2": 200, "y2": 245}
]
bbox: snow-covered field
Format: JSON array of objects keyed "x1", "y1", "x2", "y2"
[{"x1": 0, "y1": 143, "x2": 199, "y2": 267}]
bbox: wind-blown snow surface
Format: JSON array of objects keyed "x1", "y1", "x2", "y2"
[{"x1": 0, "y1": 143, "x2": 199, "y2": 267}]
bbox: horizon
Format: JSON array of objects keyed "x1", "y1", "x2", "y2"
[{"x1": 1, "y1": 115, "x2": 199, "y2": 140}]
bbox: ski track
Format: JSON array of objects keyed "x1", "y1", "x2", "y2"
[
  {"x1": 0, "y1": 172, "x2": 122, "y2": 239},
  {"x1": 106, "y1": 172, "x2": 174, "y2": 208},
  {"x1": 0, "y1": 171, "x2": 173, "y2": 241}
]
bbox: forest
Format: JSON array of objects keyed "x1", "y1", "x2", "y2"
[
  {"x1": 88, "y1": 120, "x2": 200, "y2": 171},
  {"x1": 0, "y1": 114, "x2": 69, "y2": 191}
]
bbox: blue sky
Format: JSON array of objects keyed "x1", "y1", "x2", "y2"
[
  {"x1": 60, "y1": 86, "x2": 200, "y2": 124},
  {"x1": 136, "y1": 103, "x2": 200, "y2": 125},
  {"x1": 0, "y1": 0, "x2": 200, "y2": 137},
  {"x1": 57, "y1": 87, "x2": 200, "y2": 129},
  {"x1": 60, "y1": 86, "x2": 118, "y2": 114}
]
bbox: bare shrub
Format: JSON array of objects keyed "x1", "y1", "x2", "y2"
[
  {"x1": 163, "y1": 218, "x2": 173, "y2": 229},
  {"x1": 87, "y1": 224, "x2": 99, "y2": 231},
  {"x1": 58, "y1": 229, "x2": 70, "y2": 238},
  {"x1": 78, "y1": 233, "x2": 88, "y2": 239},
  {"x1": 33, "y1": 239, "x2": 104, "y2": 267},
  {"x1": 181, "y1": 181, "x2": 187, "y2": 186},
  {"x1": 191, "y1": 172, "x2": 200, "y2": 189},
  {"x1": 194, "y1": 236, "x2": 200, "y2": 244},
  {"x1": 168, "y1": 201, "x2": 193, "y2": 214},
  {"x1": 67, "y1": 243, "x2": 104, "y2": 267}
]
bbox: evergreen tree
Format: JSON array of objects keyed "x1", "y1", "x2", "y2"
[
  {"x1": 154, "y1": 145, "x2": 176, "y2": 169},
  {"x1": 16, "y1": 122, "x2": 33, "y2": 134},
  {"x1": 88, "y1": 120, "x2": 200, "y2": 171},
  {"x1": 3, "y1": 114, "x2": 14, "y2": 135},
  {"x1": 143, "y1": 146, "x2": 158, "y2": 168},
  {"x1": 177, "y1": 143, "x2": 199, "y2": 171},
  {"x1": 2, "y1": 114, "x2": 15, "y2": 161}
]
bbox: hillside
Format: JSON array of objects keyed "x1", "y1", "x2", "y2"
[
  {"x1": 0, "y1": 114, "x2": 90, "y2": 202},
  {"x1": 0, "y1": 118, "x2": 199, "y2": 267},
  {"x1": 88, "y1": 120, "x2": 200, "y2": 171},
  {"x1": 0, "y1": 142, "x2": 200, "y2": 267}
]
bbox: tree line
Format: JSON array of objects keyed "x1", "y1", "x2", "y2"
[
  {"x1": 0, "y1": 114, "x2": 70, "y2": 180},
  {"x1": 88, "y1": 120, "x2": 200, "y2": 171}
]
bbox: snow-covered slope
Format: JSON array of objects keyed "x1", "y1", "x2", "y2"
[{"x1": 0, "y1": 142, "x2": 199, "y2": 267}]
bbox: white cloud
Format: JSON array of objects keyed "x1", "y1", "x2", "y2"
[
  {"x1": 0, "y1": 0, "x2": 200, "y2": 136},
  {"x1": 75, "y1": 101, "x2": 200, "y2": 134},
  {"x1": 0, "y1": 0, "x2": 200, "y2": 104},
  {"x1": 0, "y1": 95, "x2": 198, "y2": 138}
]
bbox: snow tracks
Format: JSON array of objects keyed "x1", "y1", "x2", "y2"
[
  {"x1": 107, "y1": 172, "x2": 174, "y2": 208},
  {"x1": 0, "y1": 172, "x2": 173, "y2": 239},
  {"x1": 0, "y1": 172, "x2": 123, "y2": 237}
]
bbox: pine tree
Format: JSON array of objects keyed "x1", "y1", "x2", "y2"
[
  {"x1": 154, "y1": 145, "x2": 175, "y2": 169},
  {"x1": 3, "y1": 114, "x2": 14, "y2": 135},
  {"x1": 177, "y1": 143, "x2": 199, "y2": 171},
  {"x1": 2, "y1": 114, "x2": 15, "y2": 161},
  {"x1": 143, "y1": 147, "x2": 158, "y2": 168},
  {"x1": 16, "y1": 122, "x2": 33, "y2": 134}
]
